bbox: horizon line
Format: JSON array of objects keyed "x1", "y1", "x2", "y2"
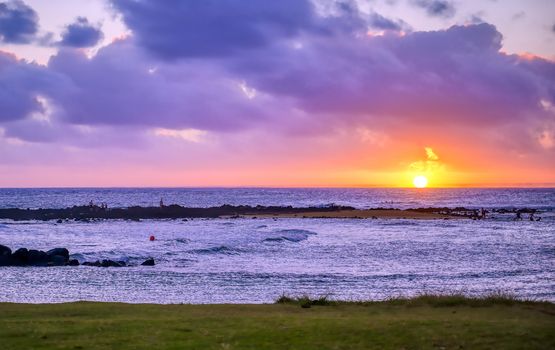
[{"x1": 1, "y1": 185, "x2": 554, "y2": 190}]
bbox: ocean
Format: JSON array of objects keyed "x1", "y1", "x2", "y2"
[{"x1": 0, "y1": 188, "x2": 554, "y2": 303}]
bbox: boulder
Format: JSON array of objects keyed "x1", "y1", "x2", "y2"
[
  {"x1": 46, "y1": 248, "x2": 69, "y2": 259},
  {"x1": 0, "y1": 255, "x2": 10, "y2": 266},
  {"x1": 49, "y1": 255, "x2": 66, "y2": 266},
  {"x1": 141, "y1": 258, "x2": 155, "y2": 266},
  {"x1": 0, "y1": 244, "x2": 11, "y2": 257},
  {"x1": 67, "y1": 259, "x2": 80, "y2": 266},
  {"x1": 11, "y1": 248, "x2": 29, "y2": 265},
  {"x1": 100, "y1": 259, "x2": 125, "y2": 267},
  {"x1": 82, "y1": 261, "x2": 101, "y2": 267},
  {"x1": 27, "y1": 250, "x2": 49, "y2": 266}
]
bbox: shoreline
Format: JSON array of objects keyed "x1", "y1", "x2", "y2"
[{"x1": 243, "y1": 209, "x2": 456, "y2": 219}]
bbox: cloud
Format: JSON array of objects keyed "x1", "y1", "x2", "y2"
[
  {"x1": 409, "y1": 147, "x2": 444, "y2": 174},
  {"x1": 109, "y1": 0, "x2": 371, "y2": 60},
  {"x1": 59, "y1": 17, "x2": 103, "y2": 48},
  {"x1": 230, "y1": 23, "x2": 551, "y2": 130},
  {"x1": 425, "y1": 147, "x2": 439, "y2": 161},
  {"x1": 153, "y1": 128, "x2": 207, "y2": 143},
  {"x1": 0, "y1": 0, "x2": 38, "y2": 43},
  {"x1": 412, "y1": 0, "x2": 456, "y2": 18},
  {"x1": 512, "y1": 11, "x2": 525, "y2": 21},
  {"x1": 0, "y1": 0, "x2": 553, "y2": 159},
  {"x1": 0, "y1": 51, "x2": 65, "y2": 123},
  {"x1": 44, "y1": 40, "x2": 282, "y2": 132},
  {"x1": 110, "y1": 0, "x2": 318, "y2": 59},
  {"x1": 368, "y1": 12, "x2": 403, "y2": 31}
]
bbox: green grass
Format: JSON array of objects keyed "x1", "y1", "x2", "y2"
[{"x1": 0, "y1": 295, "x2": 554, "y2": 349}]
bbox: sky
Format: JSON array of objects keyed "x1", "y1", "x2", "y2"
[{"x1": 0, "y1": 0, "x2": 554, "y2": 188}]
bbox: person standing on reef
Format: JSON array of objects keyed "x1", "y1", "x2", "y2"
[{"x1": 160, "y1": 198, "x2": 165, "y2": 208}]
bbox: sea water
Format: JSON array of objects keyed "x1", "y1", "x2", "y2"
[{"x1": 0, "y1": 188, "x2": 553, "y2": 303}]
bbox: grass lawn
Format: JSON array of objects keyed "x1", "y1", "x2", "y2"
[{"x1": 0, "y1": 296, "x2": 554, "y2": 349}]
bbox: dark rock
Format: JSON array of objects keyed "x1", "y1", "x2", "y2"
[
  {"x1": 12, "y1": 248, "x2": 29, "y2": 264},
  {"x1": 0, "y1": 203, "x2": 357, "y2": 221},
  {"x1": 141, "y1": 258, "x2": 155, "y2": 266},
  {"x1": 82, "y1": 261, "x2": 101, "y2": 267},
  {"x1": 56, "y1": 219, "x2": 63, "y2": 224},
  {"x1": 67, "y1": 259, "x2": 80, "y2": 266},
  {"x1": 100, "y1": 259, "x2": 124, "y2": 267},
  {"x1": 0, "y1": 255, "x2": 11, "y2": 266},
  {"x1": 46, "y1": 248, "x2": 69, "y2": 259},
  {"x1": 0, "y1": 244, "x2": 11, "y2": 257},
  {"x1": 49, "y1": 255, "x2": 67, "y2": 266},
  {"x1": 28, "y1": 250, "x2": 48, "y2": 266}
]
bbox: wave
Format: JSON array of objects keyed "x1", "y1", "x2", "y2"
[
  {"x1": 262, "y1": 229, "x2": 317, "y2": 243},
  {"x1": 539, "y1": 247, "x2": 555, "y2": 257},
  {"x1": 379, "y1": 220, "x2": 421, "y2": 226},
  {"x1": 190, "y1": 246, "x2": 243, "y2": 255}
]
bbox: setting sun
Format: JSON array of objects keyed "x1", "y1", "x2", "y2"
[{"x1": 413, "y1": 175, "x2": 428, "y2": 188}]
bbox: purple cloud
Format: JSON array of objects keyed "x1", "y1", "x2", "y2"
[
  {"x1": 110, "y1": 0, "x2": 371, "y2": 60},
  {"x1": 45, "y1": 41, "x2": 277, "y2": 131},
  {"x1": 59, "y1": 17, "x2": 103, "y2": 48},
  {"x1": 368, "y1": 12, "x2": 404, "y2": 31},
  {"x1": 110, "y1": 0, "x2": 318, "y2": 59},
  {"x1": 412, "y1": 0, "x2": 456, "y2": 18},
  {"x1": 0, "y1": 0, "x2": 38, "y2": 43},
  {"x1": 228, "y1": 23, "x2": 552, "y2": 131},
  {"x1": 0, "y1": 0, "x2": 553, "y2": 158},
  {"x1": 0, "y1": 51, "x2": 64, "y2": 123}
]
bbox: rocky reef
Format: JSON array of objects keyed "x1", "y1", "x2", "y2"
[
  {"x1": 0, "y1": 204, "x2": 356, "y2": 221},
  {"x1": 0, "y1": 244, "x2": 154, "y2": 267}
]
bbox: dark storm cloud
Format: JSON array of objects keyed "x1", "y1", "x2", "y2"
[
  {"x1": 412, "y1": 0, "x2": 456, "y2": 18},
  {"x1": 0, "y1": 0, "x2": 38, "y2": 43},
  {"x1": 60, "y1": 17, "x2": 103, "y2": 48}
]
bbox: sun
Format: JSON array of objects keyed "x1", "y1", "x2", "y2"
[{"x1": 413, "y1": 175, "x2": 428, "y2": 188}]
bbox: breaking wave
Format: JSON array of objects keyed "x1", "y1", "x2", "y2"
[
  {"x1": 190, "y1": 246, "x2": 243, "y2": 255},
  {"x1": 262, "y1": 229, "x2": 317, "y2": 243}
]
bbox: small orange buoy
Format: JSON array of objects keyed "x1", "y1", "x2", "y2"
[{"x1": 149, "y1": 235, "x2": 155, "y2": 241}]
